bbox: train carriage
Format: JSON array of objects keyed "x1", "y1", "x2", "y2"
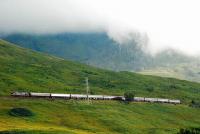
[
  {"x1": 11, "y1": 92, "x2": 30, "y2": 97},
  {"x1": 71, "y1": 94, "x2": 87, "y2": 99},
  {"x1": 30, "y1": 92, "x2": 51, "y2": 97},
  {"x1": 88, "y1": 95, "x2": 104, "y2": 100},
  {"x1": 51, "y1": 93, "x2": 71, "y2": 99},
  {"x1": 134, "y1": 97, "x2": 145, "y2": 102},
  {"x1": 145, "y1": 98, "x2": 158, "y2": 102},
  {"x1": 169, "y1": 99, "x2": 181, "y2": 104},
  {"x1": 157, "y1": 98, "x2": 169, "y2": 103}
]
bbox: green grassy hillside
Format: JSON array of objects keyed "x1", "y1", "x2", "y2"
[
  {"x1": 139, "y1": 63, "x2": 200, "y2": 83},
  {"x1": 0, "y1": 98, "x2": 200, "y2": 134},
  {"x1": 0, "y1": 39, "x2": 200, "y2": 102},
  {"x1": 4, "y1": 33, "x2": 200, "y2": 83},
  {"x1": 0, "y1": 39, "x2": 200, "y2": 133}
]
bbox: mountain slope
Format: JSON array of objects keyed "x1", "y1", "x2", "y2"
[
  {"x1": 0, "y1": 40, "x2": 200, "y2": 134},
  {"x1": 2, "y1": 33, "x2": 152, "y2": 71},
  {"x1": 3, "y1": 33, "x2": 200, "y2": 83},
  {"x1": 0, "y1": 39, "x2": 200, "y2": 103}
]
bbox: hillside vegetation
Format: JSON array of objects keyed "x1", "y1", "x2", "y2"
[
  {"x1": 0, "y1": 40, "x2": 200, "y2": 133},
  {"x1": 3, "y1": 33, "x2": 200, "y2": 82},
  {"x1": 3, "y1": 33, "x2": 150, "y2": 71},
  {"x1": 0, "y1": 39, "x2": 200, "y2": 103},
  {"x1": 139, "y1": 63, "x2": 200, "y2": 83},
  {"x1": 0, "y1": 98, "x2": 200, "y2": 134}
]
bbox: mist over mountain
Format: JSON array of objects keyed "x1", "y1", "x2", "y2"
[
  {"x1": 3, "y1": 33, "x2": 151, "y2": 71},
  {"x1": 1, "y1": 0, "x2": 200, "y2": 56},
  {"x1": 3, "y1": 33, "x2": 200, "y2": 82}
]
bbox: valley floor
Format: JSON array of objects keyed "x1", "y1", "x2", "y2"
[{"x1": 0, "y1": 97, "x2": 199, "y2": 134}]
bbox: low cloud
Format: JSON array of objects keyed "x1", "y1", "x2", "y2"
[{"x1": 1, "y1": 0, "x2": 200, "y2": 56}]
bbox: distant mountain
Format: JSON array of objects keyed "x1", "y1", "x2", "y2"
[
  {"x1": 3, "y1": 33, "x2": 200, "y2": 82},
  {"x1": 139, "y1": 49, "x2": 200, "y2": 82},
  {"x1": 2, "y1": 33, "x2": 155, "y2": 71}
]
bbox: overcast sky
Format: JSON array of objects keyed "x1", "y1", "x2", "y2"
[{"x1": 0, "y1": 0, "x2": 200, "y2": 55}]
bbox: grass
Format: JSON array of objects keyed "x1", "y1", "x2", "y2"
[
  {"x1": 0, "y1": 39, "x2": 200, "y2": 133},
  {"x1": 139, "y1": 64, "x2": 200, "y2": 83},
  {"x1": 0, "y1": 40, "x2": 200, "y2": 103},
  {"x1": 0, "y1": 97, "x2": 200, "y2": 134}
]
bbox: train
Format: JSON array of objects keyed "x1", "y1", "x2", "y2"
[{"x1": 11, "y1": 92, "x2": 181, "y2": 104}]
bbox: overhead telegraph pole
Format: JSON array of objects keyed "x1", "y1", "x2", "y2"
[{"x1": 86, "y1": 77, "x2": 90, "y2": 103}]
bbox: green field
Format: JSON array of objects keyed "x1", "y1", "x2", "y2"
[
  {"x1": 0, "y1": 39, "x2": 200, "y2": 133},
  {"x1": 0, "y1": 98, "x2": 200, "y2": 134}
]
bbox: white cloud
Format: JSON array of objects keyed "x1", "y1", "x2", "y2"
[{"x1": 0, "y1": 0, "x2": 200, "y2": 55}]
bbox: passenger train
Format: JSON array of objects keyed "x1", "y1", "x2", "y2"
[{"x1": 11, "y1": 92, "x2": 181, "y2": 104}]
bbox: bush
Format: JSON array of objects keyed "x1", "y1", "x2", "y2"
[
  {"x1": 0, "y1": 130, "x2": 50, "y2": 134},
  {"x1": 124, "y1": 91, "x2": 135, "y2": 101},
  {"x1": 9, "y1": 108, "x2": 34, "y2": 117},
  {"x1": 178, "y1": 127, "x2": 200, "y2": 134},
  {"x1": 0, "y1": 131, "x2": 27, "y2": 134},
  {"x1": 189, "y1": 100, "x2": 200, "y2": 108},
  {"x1": 145, "y1": 85, "x2": 154, "y2": 92}
]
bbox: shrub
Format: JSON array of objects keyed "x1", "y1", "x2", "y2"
[
  {"x1": 189, "y1": 100, "x2": 200, "y2": 108},
  {"x1": 0, "y1": 131, "x2": 27, "y2": 134},
  {"x1": 145, "y1": 85, "x2": 154, "y2": 92},
  {"x1": 9, "y1": 108, "x2": 34, "y2": 117},
  {"x1": 178, "y1": 127, "x2": 200, "y2": 134},
  {"x1": 82, "y1": 70, "x2": 97, "y2": 75},
  {"x1": 124, "y1": 91, "x2": 135, "y2": 101}
]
